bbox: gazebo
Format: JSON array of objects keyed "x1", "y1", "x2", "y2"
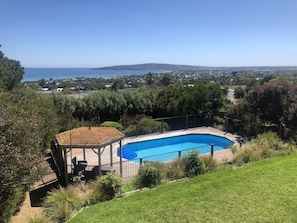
[{"x1": 55, "y1": 126, "x2": 125, "y2": 186}]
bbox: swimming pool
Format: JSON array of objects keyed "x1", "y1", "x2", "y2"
[{"x1": 117, "y1": 134, "x2": 234, "y2": 162}]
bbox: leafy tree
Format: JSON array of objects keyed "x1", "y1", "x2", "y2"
[
  {"x1": 123, "y1": 87, "x2": 156, "y2": 116},
  {"x1": 39, "y1": 78, "x2": 46, "y2": 87},
  {"x1": 154, "y1": 82, "x2": 227, "y2": 118},
  {"x1": 246, "y1": 82, "x2": 292, "y2": 125},
  {"x1": 234, "y1": 87, "x2": 245, "y2": 99},
  {"x1": 0, "y1": 90, "x2": 59, "y2": 222},
  {"x1": 154, "y1": 85, "x2": 183, "y2": 117},
  {"x1": 259, "y1": 74, "x2": 277, "y2": 85},
  {"x1": 111, "y1": 79, "x2": 125, "y2": 91},
  {"x1": 202, "y1": 82, "x2": 226, "y2": 115},
  {"x1": 52, "y1": 94, "x2": 81, "y2": 131},
  {"x1": 227, "y1": 82, "x2": 297, "y2": 139},
  {"x1": 160, "y1": 74, "x2": 173, "y2": 86},
  {"x1": 145, "y1": 72, "x2": 154, "y2": 85},
  {"x1": 225, "y1": 101, "x2": 253, "y2": 134},
  {"x1": 0, "y1": 49, "x2": 24, "y2": 90},
  {"x1": 245, "y1": 78, "x2": 259, "y2": 92},
  {"x1": 278, "y1": 72, "x2": 294, "y2": 83},
  {"x1": 83, "y1": 90, "x2": 127, "y2": 123}
]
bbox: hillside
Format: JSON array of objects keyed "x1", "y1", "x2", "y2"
[
  {"x1": 94, "y1": 63, "x2": 297, "y2": 72},
  {"x1": 69, "y1": 153, "x2": 297, "y2": 222},
  {"x1": 94, "y1": 63, "x2": 206, "y2": 71}
]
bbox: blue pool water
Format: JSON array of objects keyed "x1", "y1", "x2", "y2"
[{"x1": 117, "y1": 134, "x2": 234, "y2": 162}]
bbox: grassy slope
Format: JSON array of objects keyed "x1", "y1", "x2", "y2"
[{"x1": 69, "y1": 153, "x2": 297, "y2": 223}]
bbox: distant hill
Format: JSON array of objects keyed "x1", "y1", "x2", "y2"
[
  {"x1": 94, "y1": 63, "x2": 207, "y2": 71},
  {"x1": 94, "y1": 63, "x2": 297, "y2": 72}
]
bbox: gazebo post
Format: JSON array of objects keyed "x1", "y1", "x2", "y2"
[
  {"x1": 83, "y1": 147, "x2": 86, "y2": 160},
  {"x1": 70, "y1": 147, "x2": 73, "y2": 176},
  {"x1": 98, "y1": 147, "x2": 101, "y2": 176},
  {"x1": 119, "y1": 140, "x2": 123, "y2": 177},
  {"x1": 110, "y1": 144, "x2": 113, "y2": 166},
  {"x1": 63, "y1": 147, "x2": 68, "y2": 187}
]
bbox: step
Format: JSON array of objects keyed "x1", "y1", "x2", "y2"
[{"x1": 117, "y1": 148, "x2": 137, "y2": 160}]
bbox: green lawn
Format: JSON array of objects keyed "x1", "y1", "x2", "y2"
[{"x1": 69, "y1": 153, "x2": 297, "y2": 223}]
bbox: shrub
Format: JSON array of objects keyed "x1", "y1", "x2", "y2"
[
  {"x1": 145, "y1": 161, "x2": 167, "y2": 180},
  {"x1": 165, "y1": 158, "x2": 186, "y2": 180},
  {"x1": 97, "y1": 173, "x2": 123, "y2": 201},
  {"x1": 71, "y1": 182, "x2": 93, "y2": 207},
  {"x1": 134, "y1": 164, "x2": 162, "y2": 188},
  {"x1": 235, "y1": 132, "x2": 296, "y2": 165},
  {"x1": 43, "y1": 186, "x2": 78, "y2": 223},
  {"x1": 27, "y1": 214, "x2": 53, "y2": 223},
  {"x1": 214, "y1": 116, "x2": 225, "y2": 124},
  {"x1": 201, "y1": 155, "x2": 219, "y2": 172},
  {"x1": 71, "y1": 171, "x2": 85, "y2": 184},
  {"x1": 122, "y1": 181, "x2": 135, "y2": 192},
  {"x1": 183, "y1": 151, "x2": 205, "y2": 177},
  {"x1": 100, "y1": 121, "x2": 123, "y2": 131},
  {"x1": 235, "y1": 146, "x2": 255, "y2": 165},
  {"x1": 122, "y1": 124, "x2": 135, "y2": 137},
  {"x1": 124, "y1": 117, "x2": 169, "y2": 136},
  {"x1": 137, "y1": 117, "x2": 168, "y2": 135},
  {"x1": 254, "y1": 132, "x2": 294, "y2": 156},
  {"x1": 0, "y1": 186, "x2": 26, "y2": 223},
  {"x1": 229, "y1": 145, "x2": 238, "y2": 158},
  {"x1": 87, "y1": 180, "x2": 102, "y2": 205}
]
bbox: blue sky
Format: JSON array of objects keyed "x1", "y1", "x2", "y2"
[{"x1": 1, "y1": 0, "x2": 297, "y2": 68}]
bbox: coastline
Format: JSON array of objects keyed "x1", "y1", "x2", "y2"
[{"x1": 23, "y1": 68, "x2": 166, "y2": 82}]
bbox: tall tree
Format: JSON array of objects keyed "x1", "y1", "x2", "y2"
[
  {"x1": 160, "y1": 74, "x2": 173, "y2": 86},
  {"x1": 111, "y1": 79, "x2": 125, "y2": 91},
  {"x1": 154, "y1": 82, "x2": 226, "y2": 117},
  {"x1": 227, "y1": 82, "x2": 297, "y2": 139},
  {"x1": 234, "y1": 87, "x2": 245, "y2": 99},
  {"x1": 145, "y1": 72, "x2": 154, "y2": 85},
  {"x1": 82, "y1": 90, "x2": 127, "y2": 123},
  {"x1": 0, "y1": 49, "x2": 24, "y2": 90},
  {"x1": 154, "y1": 85, "x2": 183, "y2": 117},
  {"x1": 123, "y1": 87, "x2": 156, "y2": 116},
  {"x1": 246, "y1": 82, "x2": 292, "y2": 125}
]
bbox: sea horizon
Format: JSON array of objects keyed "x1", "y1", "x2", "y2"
[{"x1": 23, "y1": 67, "x2": 166, "y2": 82}]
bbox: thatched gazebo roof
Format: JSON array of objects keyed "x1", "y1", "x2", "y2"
[
  {"x1": 55, "y1": 126, "x2": 125, "y2": 185},
  {"x1": 56, "y1": 126, "x2": 125, "y2": 148}
]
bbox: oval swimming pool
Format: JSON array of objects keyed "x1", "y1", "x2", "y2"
[{"x1": 117, "y1": 134, "x2": 234, "y2": 162}]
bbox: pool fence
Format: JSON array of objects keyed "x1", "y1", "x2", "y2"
[
  {"x1": 67, "y1": 141, "x2": 231, "y2": 182},
  {"x1": 120, "y1": 113, "x2": 222, "y2": 137}
]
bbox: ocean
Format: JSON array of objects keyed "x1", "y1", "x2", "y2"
[{"x1": 23, "y1": 68, "x2": 165, "y2": 82}]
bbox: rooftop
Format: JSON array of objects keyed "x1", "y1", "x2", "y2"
[{"x1": 55, "y1": 126, "x2": 125, "y2": 148}]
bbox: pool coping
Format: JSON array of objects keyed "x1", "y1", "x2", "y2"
[{"x1": 123, "y1": 127, "x2": 239, "y2": 144}]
